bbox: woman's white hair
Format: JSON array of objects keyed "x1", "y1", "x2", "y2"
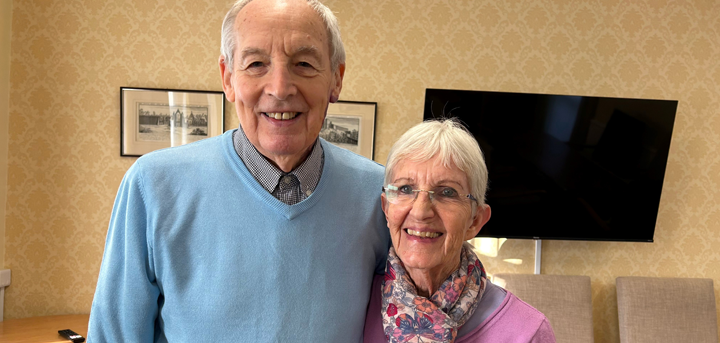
[
  {"x1": 220, "y1": 0, "x2": 346, "y2": 72},
  {"x1": 384, "y1": 118, "x2": 489, "y2": 205}
]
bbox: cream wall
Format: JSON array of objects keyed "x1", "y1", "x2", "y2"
[
  {"x1": 4, "y1": 1, "x2": 719, "y2": 342},
  {"x1": 0, "y1": 0, "x2": 13, "y2": 270}
]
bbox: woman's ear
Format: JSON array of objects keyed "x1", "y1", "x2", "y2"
[
  {"x1": 465, "y1": 204, "x2": 491, "y2": 240},
  {"x1": 381, "y1": 192, "x2": 390, "y2": 225}
]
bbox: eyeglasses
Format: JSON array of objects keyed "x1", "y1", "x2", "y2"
[{"x1": 383, "y1": 184, "x2": 477, "y2": 207}]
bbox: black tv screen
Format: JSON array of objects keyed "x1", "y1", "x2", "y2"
[{"x1": 424, "y1": 89, "x2": 678, "y2": 242}]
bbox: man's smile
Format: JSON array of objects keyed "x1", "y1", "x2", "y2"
[{"x1": 262, "y1": 112, "x2": 301, "y2": 120}]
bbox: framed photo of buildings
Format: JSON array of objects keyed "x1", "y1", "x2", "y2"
[
  {"x1": 120, "y1": 87, "x2": 225, "y2": 157},
  {"x1": 321, "y1": 100, "x2": 377, "y2": 159}
]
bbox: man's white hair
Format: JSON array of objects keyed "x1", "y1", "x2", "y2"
[
  {"x1": 220, "y1": 0, "x2": 346, "y2": 72},
  {"x1": 384, "y1": 118, "x2": 489, "y2": 205}
]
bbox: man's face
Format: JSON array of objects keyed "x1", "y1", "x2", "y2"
[{"x1": 220, "y1": 0, "x2": 344, "y2": 172}]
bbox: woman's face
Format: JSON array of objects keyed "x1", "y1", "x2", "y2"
[{"x1": 382, "y1": 155, "x2": 491, "y2": 276}]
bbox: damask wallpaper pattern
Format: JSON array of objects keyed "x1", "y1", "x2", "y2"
[
  {"x1": 4, "y1": 0, "x2": 719, "y2": 342},
  {"x1": 1, "y1": 0, "x2": 12, "y2": 269}
]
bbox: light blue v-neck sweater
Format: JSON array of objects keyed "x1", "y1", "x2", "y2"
[{"x1": 88, "y1": 130, "x2": 390, "y2": 342}]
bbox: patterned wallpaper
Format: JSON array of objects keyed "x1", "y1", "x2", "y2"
[
  {"x1": 0, "y1": 0, "x2": 12, "y2": 269},
  {"x1": 4, "y1": 0, "x2": 719, "y2": 342}
]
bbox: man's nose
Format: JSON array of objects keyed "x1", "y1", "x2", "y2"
[{"x1": 266, "y1": 65, "x2": 297, "y2": 100}]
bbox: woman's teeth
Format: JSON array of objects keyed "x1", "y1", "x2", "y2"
[
  {"x1": 265, "y1": 112, "x2": 298, "y2": 120},
  {"x1": 406, "y1": 229, "x2": 440, "y2": 238}
]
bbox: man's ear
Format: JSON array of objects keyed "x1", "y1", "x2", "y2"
[
  {"x1": 329, "y1": 63, "x2": 345, "y2": 103},
  {"x1": 465, "y1": 204, "x2": 491, "y2": 240},
  {"x1": 219, "y1": 55, "x2": 235, "y2": 103}
]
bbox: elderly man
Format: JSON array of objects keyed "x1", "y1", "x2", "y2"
[{"x1": 87, "y1": 0, "x2": 389, "y2": 341}]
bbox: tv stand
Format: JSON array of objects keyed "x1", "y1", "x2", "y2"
[{"x1": 534, "y1": 239, "x2": 542, "y2": 274}]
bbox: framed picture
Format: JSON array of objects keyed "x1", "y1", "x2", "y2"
[
  {"x1": 322, "y1": 100, "x2": 377, "y2": 159},
  {"x1": 120, "y1": 87, "x2": 225, "y2": 157}
]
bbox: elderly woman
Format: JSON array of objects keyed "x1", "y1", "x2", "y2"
[{"x1": 364, "y1": 119, "x2": 556, "y2": 343}]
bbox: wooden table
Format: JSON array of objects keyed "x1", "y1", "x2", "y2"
[{"x1": 0, "y1": 314, "x2": 89, "y2": 343}]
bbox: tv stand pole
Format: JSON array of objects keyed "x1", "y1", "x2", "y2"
[{"x1": 534, "y1": 239, "x2": 542, "y2": 274}]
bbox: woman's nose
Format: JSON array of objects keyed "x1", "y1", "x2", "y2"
[{"x1": 408, "y1": 191, "x2": 435, "y2": 219}]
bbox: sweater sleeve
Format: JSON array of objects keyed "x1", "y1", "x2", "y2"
[
  {"x1": 87, "y1": 161, "x2": 160, "y2": 342},
  {"x1": 529, "y1": 318, "x2": 558, "y2": 343}
]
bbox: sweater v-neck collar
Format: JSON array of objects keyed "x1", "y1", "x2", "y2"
[{"x1": 222, "y1": 130, "x2": 332, "y2": 220}]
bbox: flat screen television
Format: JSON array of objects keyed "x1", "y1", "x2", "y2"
[{"x1": 423, "y1": 89, "x2": 678, "y2": 242}]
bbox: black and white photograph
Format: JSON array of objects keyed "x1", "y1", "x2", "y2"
[
  {"x1": 320, "y1": 115, "x2": 360, "y2": 154},
  {"x1": 121, "y1": 87, "x2": 225, "y2": 156},
  {"x1": 324, "y1": 100, "x2": 377, "y2": 159},
  {"x1": 137, "y1": 103, "x2": 209, "y2": 142}
]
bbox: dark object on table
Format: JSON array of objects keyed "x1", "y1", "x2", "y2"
[{"x1": 58, "y1": 329, "x2": 85, "y2": 343}]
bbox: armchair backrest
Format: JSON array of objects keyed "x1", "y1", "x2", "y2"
[
  {"x1": 494, "y1": 273, "x2": 594, "y2": 343},
  {"x1": 616, "y1": 276, "x2": 718, "y2": 343}
]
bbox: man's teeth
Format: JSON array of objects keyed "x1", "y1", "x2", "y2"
[
  {"x1": 266, "y1": 112, "x2": 298, "y2": 120},
  {"x1": 406, "y1": 229, "x2": 440, "y2": 238}
]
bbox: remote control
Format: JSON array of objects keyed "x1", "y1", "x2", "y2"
[{"x1": 58, "y1": 329, "x2": 85, "y2": 343}]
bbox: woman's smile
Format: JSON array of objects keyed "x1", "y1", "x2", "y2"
[{"x1": 405, "y1": 228, "x2": 442, "y2": 239}]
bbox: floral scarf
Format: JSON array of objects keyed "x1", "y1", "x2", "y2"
[{"x1": 381, "y1": 242, "x2": 487, "y2": 343}]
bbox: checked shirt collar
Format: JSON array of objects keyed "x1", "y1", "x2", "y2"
[{"x1": 232, "y1": 126, "x2": 324, "y2": 205}]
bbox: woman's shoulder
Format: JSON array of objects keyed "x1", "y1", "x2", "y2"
[
  {"x1": 457, "y1": 287, "x2": 556, "y2": 343},
  {"x1": 504, "y1": 291, "x2": 552, "y2": 324}
]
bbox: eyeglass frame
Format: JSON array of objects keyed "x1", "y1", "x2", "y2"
[{"x1": 382, "y1": 184, "x2": 478, "y2": 206}]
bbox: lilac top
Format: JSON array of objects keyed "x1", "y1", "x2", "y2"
[{"x1": 364, "y1": 275, "x2": 557, "y2": 343}]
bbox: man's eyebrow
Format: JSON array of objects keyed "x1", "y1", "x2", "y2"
[
  {"x1": 294, "y1": 45, "x2": 323, "y2": 60},
  {"x1": 239, "y1": 47, "x2": 267, "y2": 59}
]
